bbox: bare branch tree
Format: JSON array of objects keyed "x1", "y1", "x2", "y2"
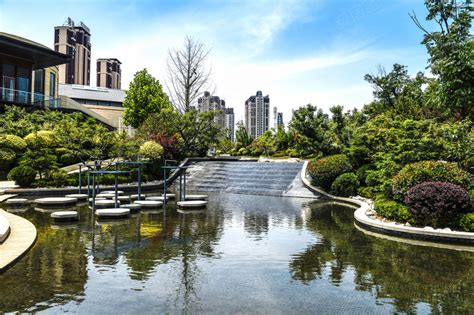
[{"x1": 166, "y1": 36, "x2": 212, "y2": 113}]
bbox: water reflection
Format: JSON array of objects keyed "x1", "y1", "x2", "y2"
[
  {"x1": 0, "y1": 195, "x2": 472, "y2": 313},
  {"x1": 290, "y1": 202, "x2": 474, "y2": 313}
]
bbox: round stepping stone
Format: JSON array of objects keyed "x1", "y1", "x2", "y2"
[
  {"x1": 146, "y1": 196, "x2": 168, "y2": 201},
  {"x1": 185, "y1": 195, "x2": 208, "y2": 201},
  {"x1": 115, "y1": 195, "x2": 131, "y2": 201},
  {"x1": 65, "y1": 194, "x2": 88, "y2": 201},
  {"x1": 134, "y1": 200, "x2": 163, "y2": 208},
  {"x1": 51, "y1": 211, "x2": 78, "y2": 221},
  {"x1": 35, "y1": 197, "x2": 77, "y2": 206},
  {"x1": 93, "y1": 199, "x2": 120, "y2": 209},
  {"x1": 89, "y1": 197, "x2": 106, "y2": 202},
  {"x1": 120, "y1": 203, "x2": 141, "y2": 213},
  {"x1": 177, "y1": 200, "x2": 207, "y2": 208},
  {"x1": 177, "y1": 209, "x2": 206, "y2": 214},
  {"x1": 35, "y1": 206, "x2": 76, "y2": 213},
  {"x1": 6, "y1": 198, "x2": 29, "y2": 206},
  {"x1": 165, "y1": 193, "x2": 175, "y2": 199},
  {"x1": 96, "y1": 208, "x2": 130, "y2": 219},
  {"x1": 101, "y1": 190, "x2": 124, "y2": 195},
  {"x1": 96, "y1": 193, "x2": 117, "y2": 199},
  {"x1": 130, "y1": 194, "x2": 147, "y2": 200}
]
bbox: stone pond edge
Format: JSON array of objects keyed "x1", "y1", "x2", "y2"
[{"x1": 301, "y1": 160, "x2": 474, "y2": 245}]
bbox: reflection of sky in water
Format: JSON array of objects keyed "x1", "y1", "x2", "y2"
[{"x1": 0, "y1": 193, "x2": 473, "y2": 314}]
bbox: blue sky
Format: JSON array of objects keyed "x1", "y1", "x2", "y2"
[{"x1": 0, "y1": 0, "x2": 432, "y2": 123}]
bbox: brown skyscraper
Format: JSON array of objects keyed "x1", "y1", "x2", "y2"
[
  {"x1": 54, "y1": 17, "x2": 91, "y2": 85},
  {"x1": 96, "y1": 58, "x2": 121, "y2": 89}
]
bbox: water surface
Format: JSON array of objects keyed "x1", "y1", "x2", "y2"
[{"x1": 0, "y1": 193, "x2": 473, "y2": 314}]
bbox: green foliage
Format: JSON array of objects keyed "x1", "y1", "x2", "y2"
[
  {"x1": 123, "y1": 69, "x2": 172, "y2": 128},
  {"x1": 288, "y1": 104, "x2": 337, "y2": 157},
  {"x1": 330, "y1": 172, "x2": 359, "y2": 197},
  {"x1": 0, "y1": 135, "x2": 27, "y2": 151},
  {"x1": 392, "y1": 160, "x2": 472, "y2": 201},
  {"x1": 7, "y1": 165, "x2": 36, "y2": 188},
  {"x1": 414, "y1": 0, "x2": 474, "y2": 120},
  {"x1": 139, "y1": 141, "x2": 164, "y2": 160},
  {"x1": 374, "y1": 195, "x2": 414, "y2": 223},
  {"x1": 458, "y1": 212, "x2": 474, "y2": 232},
  {"x1": 0, "y1": 148, "x2": 16, "y2": 168},
  {"x1": 248, "y1": 130, "x2": 276, "y2": 156},
  {"x1": 235, "y1": 120, "x2": 252, "y2": 149},
  {"x1": 307, "y1": 154, "x2": 352, "y2": 190},
  {"x1": 355, "y1": 164, "x2": 373, "y2": 186}
]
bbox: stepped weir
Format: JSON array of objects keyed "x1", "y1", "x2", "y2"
[{"x1": 184, "y1": 160, "x2": 319, "y2": 198}]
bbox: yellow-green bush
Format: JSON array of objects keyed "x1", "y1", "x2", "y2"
[{"x1": 139, "y1": 141, "x2": 164, "y2": 160}]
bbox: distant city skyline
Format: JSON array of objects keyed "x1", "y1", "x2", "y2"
[{"x1": 0, "y1": 0, "x2": 432, "y2": 124}]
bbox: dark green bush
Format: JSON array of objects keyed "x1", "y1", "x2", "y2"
[
  {"x1": 458, "y1": 213, "x2": 474, "y2": 232},
  {"x1": 392, "y1": 161, "x2": 472, "y2": 201},
  {"x1": 405, "y1": 181, "x2": 470, "y2": 228},
  {"x1": 331, "y1": 172, "x2": 359, "y2": 197},
  {"x1": 355, "y1": 164, "x2": 373, "y2": 185},
  {"x1": 374, "y1": 195, "x2": 414, "y2": 223},
  {"x1": 307, "y1": 154, "x2": 352, "y2": 190},
  {"x1": 8, "y1": 165, "x2": 36, "y2": 188},
  {"x1": 47, "y1": 169, "x2": 69, "y2": 187}
]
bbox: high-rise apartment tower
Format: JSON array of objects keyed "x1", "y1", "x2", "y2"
[
  {"x1": 97, "y1": 58, "x2": 121, "y2": 89},
  {"x1": 54, "y1": 17, "x2": 91, "y2": 85},
  {"x1": 197, "y1": 91, "x2": 225, "y2": 127},
  {"x1": 225, "y1": 108, "x2": 235, "y2": 142},
  {"x1": 245, "y1": 90, "x2": 270, "y2": 138}
]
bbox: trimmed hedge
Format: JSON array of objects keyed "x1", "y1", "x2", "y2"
[
  {"x1": 8, "y1": 165, "x2": 36, "y2": 188},
  {"x1": 331, "y1": 172, "x2": 359, "y2": 197},
  {"x1": 392, "y1": 161, "x2": 472, "y2": 201},
  {"x1": 458, "y1": 213, "x2": 474, "y2": 232},
  {"x1": 405, "y1": 181, "x2": 470, "y2": 228},
  {"x1": 307, "y1": 154, "x2": 352, "y2": 190},
  {"x1": 374, "y1": 195, "x2": 414, "y2": 223}
]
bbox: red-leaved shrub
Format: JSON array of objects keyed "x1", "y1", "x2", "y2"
[
  {"x1": 150, "y1": 132, "x2": 180, "y2": 160},
  {"x1": 405, "y1": 181, "x2": 470, "y2": 228}
]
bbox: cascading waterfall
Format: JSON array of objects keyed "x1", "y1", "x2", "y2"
[{"x1": 185, "y1": 161, "x2": 318, "y2": 198}]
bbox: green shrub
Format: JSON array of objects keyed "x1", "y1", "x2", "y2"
[
  {"x1": 458, "y1": 213, "x2": 474, "y2": 232},
  {"x1": 355, "y1": 164, "x2": 373, "y2": 185},
  {"x1": 0, "y1": 148, "x2": 16, "y2": 165},
  {"x1": 469, "y1": 189, "x2": 474, "y2": 210},
  {"x1": 374, "y1": 195, "x2": 414, "y2": 223},
  {"x1": 392, "y1": 161, "x2": 472, "y2": 201},
  {"x1": 8, "y1": 165, "x2": 36, "y2": 187},
  {"x1": 331, "y1": 172, "x2": 359, "y2": 197},
  {"x1": 307, "y1": 154, "x2": 352, "y2": 190},
  {"x1": 0, "y1": 135, "x2": 27, "y2": 151},
  {"x1": 139, "y1": 141, "x2": 164, "y2": 160},
  {"x1": 24, "y1": 130, "x2": 57, "y2": 147},
  {"x1": 47, "y1": 169, "x2": 69, "y2": 187}
]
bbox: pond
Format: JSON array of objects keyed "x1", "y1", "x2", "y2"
[{"x1": 0, "y1": 193, "x2": 473, "y2": 314}]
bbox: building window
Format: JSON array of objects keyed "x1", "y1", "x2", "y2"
[
  {"x1": 16, "y1": 67, "x2": 30, "y2": 103},
  {"x1": 2, "y1": 64, "x2": 15, "y2": 102},
  {"x1": 33, "y1": 69, "x2": 44, "y2": 103},
  {"x1": 49, "y1": 72, "x2": 56, "y2": 98}
]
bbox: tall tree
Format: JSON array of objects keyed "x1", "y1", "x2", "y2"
[
  {"x1": 410, "y1": 0, "x2": 474, "y2": 120},
  {"x1": 167, "y1": 37, "x2": 212, "y2": 113},
  {"x1": 123, "y1": 69, "x2": 171, "y2": 128}
]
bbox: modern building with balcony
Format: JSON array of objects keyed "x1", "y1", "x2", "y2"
[
  {"x1": 197, "y1": 91, "x2": 226, "y2": 128},
  {"x1": 225, "y1": 108, "x2": 235, "y2": 141},
  {"x1": 0, "y1": 32, "x2": 68, "y2": 108}
]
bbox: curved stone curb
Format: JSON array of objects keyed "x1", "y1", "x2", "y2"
[
  {"x1": 0, "y1": 212, "x2": 10, "y2": 243},
  {"x1": 301, "y1": 161, "x2": 474, "y2": 246},
  {"x1": 0, "y1": 209, "x2": 37, "y2": 273}
]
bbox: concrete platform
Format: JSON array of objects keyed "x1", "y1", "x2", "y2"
[
  {"x1": 130, "y1": 194, "x2": 147, "y2": 200},
  {"x1": 96, "y1": 193, "x2": 118, "y2": 199},
  {"x1": 0, "y1": 212, "x2": 9, "y2": 243},
  {"x1": 120, "y1": 203, "x2": 141, "y2": 213},
  {"x1": 96, "y1": 208, "x2": 130, "y2": 219},
  {"x1": 51, "y1": 211, "x2": 78, "y2": 221},
  {"x1": 34, "y1": 197, "x2": 77, "y2": 206},
  {"x1": 164, "y1": 193, "x2": 175, "y2": 199},
  {"x1": 185, "y1": 195, "x2": 208, "y2": 201},
  {"x1": 93, "y1": 199, "x2": 120, "y2": 208},
  {"x1": 177, "y1": 200, "x2": 207, "y2": 208},
  {"x1": 65, "y1": 194, "x2": 88, "y2": 201},
  {"x1": 0, "y1": 209, "x2": 37, "y2": 272},
  {"x1": 89, "y1": 197, "x2": 106, "y2": 202},
  {"x1": 35, "y1": 206, "x2": 77, "y2": 213},
  {"x1": 146, "y1": 196, "x2": 168, "y2": 201},
  {"x1": 101, "y1": 190, "x2": 124, "y2": 195},
  {"x1": 134, "y1": 200, "x2": 163, "y2": 208},
  {"x1": 5, "y1": 198, "x2": 29, "y2": 206}
]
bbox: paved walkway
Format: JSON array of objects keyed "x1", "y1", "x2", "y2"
[{"x1": 0, "y1": 209, "x2": 37, "y2": 272}]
